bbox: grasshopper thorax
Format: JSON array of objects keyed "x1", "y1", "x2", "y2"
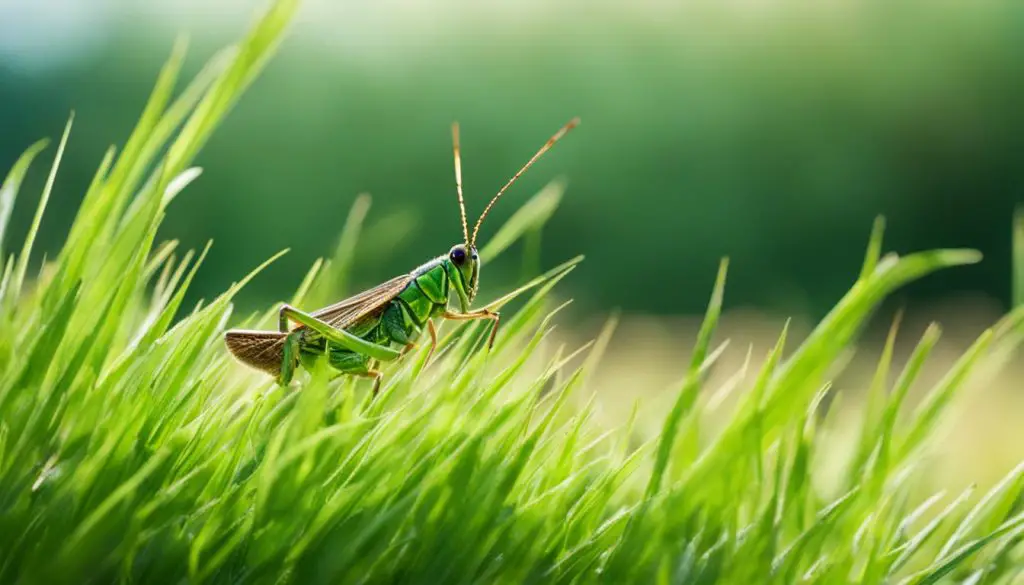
[{"x1": 448, "y1": 243, "x2": 479, "y2": 309}]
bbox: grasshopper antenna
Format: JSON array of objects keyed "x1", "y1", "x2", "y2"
[
  {"x1": 470, "y1": 117, "x2": 579, "y2": 247},
  {"x1": 452, "y1": 122, "x2": 471, "y2": 247},
  {"x1": 468, "y1": 117, "x2": 581, "y2": 247}
]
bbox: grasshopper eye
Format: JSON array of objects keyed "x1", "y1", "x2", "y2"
[{"x1": 450, "y1": 247, "x2": 467, "y2": 265}]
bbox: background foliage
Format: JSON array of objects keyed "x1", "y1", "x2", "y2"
[{"x1": 1, "y1": 0, "x2": 1022, "y2": 318}]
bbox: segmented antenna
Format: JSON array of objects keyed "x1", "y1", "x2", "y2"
[
  {"x1": 470, "y1": 117, "x2": 580, "y2": 247},
  {"x1": 451, "y1": 122, "x2": 470, "y2": 247}
]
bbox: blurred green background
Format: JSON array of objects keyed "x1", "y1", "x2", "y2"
[{"x1": 2, "y1": 0, "x2": 1022, "y2": 319}]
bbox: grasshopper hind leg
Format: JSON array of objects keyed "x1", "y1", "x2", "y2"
[{"x1": 277, "y1": 331, "x2": 303, "y2": 386}]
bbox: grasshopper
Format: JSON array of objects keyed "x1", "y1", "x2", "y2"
[{"x1": 225, "y1": 118, "x2": 579, "y2": 395}]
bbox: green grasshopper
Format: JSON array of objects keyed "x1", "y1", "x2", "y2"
[{"x1": 225, "y1": 118, "x2": 579, "y2": 395}]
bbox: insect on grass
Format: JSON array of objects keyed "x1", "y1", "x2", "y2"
[{"x1": 225, "y1": 118, "x2": 580, "y2": 395}]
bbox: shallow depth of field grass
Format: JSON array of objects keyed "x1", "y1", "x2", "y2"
[{"x1": 2, "y1": 2, "x2": 1024, "y2": 583}]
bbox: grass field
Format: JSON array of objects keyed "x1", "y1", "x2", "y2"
[{"x1": 1, "y1": 1, "x2": 1023, "y2": 583}]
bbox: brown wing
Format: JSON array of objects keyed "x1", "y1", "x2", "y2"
[
  {"x1": 225, "y1": 330, "x2": 287, "y2": 375},
  {"x1": 306, "y1": 273, "x2": 414, "y2": 330}
]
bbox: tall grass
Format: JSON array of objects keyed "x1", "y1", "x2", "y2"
[{"x1": 1, "y1": 1, "x2": 1023, "y2": 583}]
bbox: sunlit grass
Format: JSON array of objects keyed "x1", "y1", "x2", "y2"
[{"x1": 0, "y1": 1, "x2": 1023, "y2": 583}]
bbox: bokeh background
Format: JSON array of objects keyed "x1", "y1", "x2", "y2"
[
  {"x1": 1, "y1": 0, "x2": 1022, "y2": 486},
  {"x1": 3, "y1": 0, "x2": 1023, "y2": 317}
]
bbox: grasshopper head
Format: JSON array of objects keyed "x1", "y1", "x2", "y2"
[
  {"x1": 445, "y1": 117, "x2": 577, "y2": 313},
  {"x1": 448, "y1": 243, "x2": 479, "y2": 311}
]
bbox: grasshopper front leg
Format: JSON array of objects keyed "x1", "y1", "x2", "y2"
[
  {"x1": 426, "y1": 319, "x2": 438, "y2": 363},
  {"x1": 278, "y1": 330, "x2": 302, "y2": 386},
  {"x1": 442, "y1": 309, "x2": 501, "y2": 349}
]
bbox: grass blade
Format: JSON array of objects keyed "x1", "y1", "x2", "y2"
[
  {"x1": 0, "y1": 139, "x2": 49, "y2": 261},
  {"x1": 9, "y1": 115, "x2": 72, "y2": 306}
]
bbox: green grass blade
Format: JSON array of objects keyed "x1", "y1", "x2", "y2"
[
  {"x1": 0, "y1": 139, "x2": 49, "y2": 261},
  {"x1": 907, "y1": 511, "x2": 1024, "y2": 585},
  {"x1": 853, "y1": 310, "x2": 902, "y2": 475},
  {"x1": 164, "y1": 0, "x2": 299, "y2": 177},
  {"x1": 646, "y1": 258, "x2": 727, "y2": 498},
  {"x1": 889, "y1": 487, "x2": 975, "y2": 571},
  {"x1": 860, "y1": 215, "x2": 886, "y2": 280},
  {"x1": 8, "y1": 115, "x2": 72, "y2": 307},
  {"x1": 896, "y1": 328, "x2": 993, "y2": 462},
  {"x1": 481, "y1": 254, "x2": 584, "y2": 313},
  {"x1": 936, "y1": 461, "x2": 1024, "y2": 560}
]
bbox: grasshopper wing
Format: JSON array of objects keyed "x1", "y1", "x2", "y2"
[
  {"x1": 308, "y1": 273, "x2": 415, "y2": 330},
  {"x1": 226, "y1": 274, "x2": 415, "y2": 375},
  {"x1": 225, "y1": 330, "x2": 288, "y2": 375}
]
